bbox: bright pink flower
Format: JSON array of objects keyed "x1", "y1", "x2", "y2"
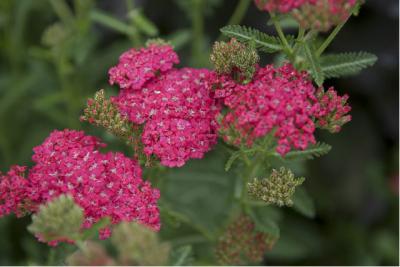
[
  {"x1": 112, "y1": 66, "x2": 220, "y2": 167},
  {"x1": 0, "y1": 165, "x2": 29, "y2": 217},
  {"x1": 0, "y1": 129, "x2": 160, "y2": 245},
  {"x1": 109, "y1": 44, "x2": 179, "y2": 90},
  {"x1": 211, "y1": 63, "x2": 351, "y2": 156}
]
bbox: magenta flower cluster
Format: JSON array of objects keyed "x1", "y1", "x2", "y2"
[
  {"x1": 0, "y1": 129, "x2": 160, "y2": 244},
  {"x1": 210, "y1": 63, "x2": 351, "y2": 156},
  {"x1": 254, "y1": 0, "x2": 357, "y2": 14},
  {"x1": 110, "y1": 45, "x2": 220, "y2": 167}
]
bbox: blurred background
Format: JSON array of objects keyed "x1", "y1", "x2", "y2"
[{"x1": 0, "y1": 0, "x2": 398, "y2": 265}]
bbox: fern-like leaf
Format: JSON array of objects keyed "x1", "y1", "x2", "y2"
[
  {"x1": 220, "y1": 25, "x2": 282, "y2": 53},
  {"x1": 321, "y1": 52, "x2": 377, "y2": 78},
  {"x1": 274, "y1": 142, "x2": 332, "y2": 160}
]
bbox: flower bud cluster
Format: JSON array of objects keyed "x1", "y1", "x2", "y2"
[
  {"x1": 255, "y1": 0, "x2": 358, "y2": 31},
  {"x1": 111, "y1": 221, "x2": 171, "y2": 266},
  {"x1": 27, "y1": 195, "x2": 84, "y2": 246},
  {"x1": 110, "y1": 45, "x2": 220, "y2": 167},
  {"x1": 0, "y1": 129, "x2": 160, "y2": 245},
  {"x1": 210, "y1": 38, "x2": 259, "y2": 83},
  {"x1": 314, "y1": 87, "x2": 352, "y2": 133},
  {"x1": 215, "y1": 214, "x2": 273, "y2": 265},
  {"x1": 248, "y1": 167, "x2": 304, "y2": 206}
]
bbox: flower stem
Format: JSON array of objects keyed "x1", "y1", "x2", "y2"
[
  {"x1": 218, "y1": 0, "x2": 251, "y2": 41},
  {"x1": 316, "y1": 19, "x2": 347, "y2": 56},
  {"x1": 271, "y1": 14, "x2": 293, "y2": 56}
]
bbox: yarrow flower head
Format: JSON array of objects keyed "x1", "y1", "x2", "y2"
[
  {"x1": 0, "y1": 165, "x2": 29, "y2": 217},
  {"x1": 109, "y1": 43, "x2": 179, "y2": 90},
  {"x1": 255, "y1": 0, "x2": 359, "y2": 31},
  {"x1": 210, "y1": 38, "x2": 259, "y2": 84},
  {"x1": 215, "y1": 214, "x2": 275, "y2": 265},
  {"x1": 248, "y1": 167, "x2": 305, "y2": 207},
  {"x1": 110, "y1": 45, "x2": 220, "y2": 167},
  {"x1": 0, "y1": 129, "x2": 160, "y2": 245},
  {"x1": 209, "y1": 63, "x2": 351, "y2": 156}
]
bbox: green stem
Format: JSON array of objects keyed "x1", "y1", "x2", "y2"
[
  {"x1": 49, "y1": 0, "x2": 74, "y2": 25},
  {"x1": 46, "y1": 248, "x2": 56, "y2": 266},
  {"x1": 271, "y1": 14, "x2": 293, "y2": 58},
  {"x1": 218, "y1": 0, "x2": 251, "y2": 40},
  {"x1": 316, "y1": 19, "x2": 347, "y2": 56},
  {"x1": 191, "y1": 0, "x2": 204, "y2": 66}
]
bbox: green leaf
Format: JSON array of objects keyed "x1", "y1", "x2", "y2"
[
  {"x1": 247, "y1": 206, "x2": 281, "y2": 238},
  {"x1": 292, "y1": 187, "x2": 316, "y2": 218},
  {"x1": 276, "y1": 142, "x2": 332, "y2": 160},
  {"x1": 225, "y1": 151, "x2": 241, "y2": 171},
  {"x1": 128, "y1": 9, "x2": 159, "y2": 36},
  {"x1": 90, "y1": 9, "x2": 135, "y2": 36},
  {"x1": 320, "y1": 52, "x2": 377, "y2": 79},
  {"x1": 170, "y1": 245, "x2": 194, "y2": 266},
  {"x1": 220, "y1": 25, "x2": 282, "y2": 53},
  {"x1": 302, "y1": 41, "x2": 324, "y2": 86}
]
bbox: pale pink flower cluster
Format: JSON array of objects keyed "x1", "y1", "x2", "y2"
[
  {"x1": 255, "y1": 0, "x2": 356, "y2": 13},
  {"x1": 110, "y1": 45, "x2": 220, "y2": 167},
  {"x1": 210, "y1": 63, "x2": 351, "y2": 155},
  {"x1": 0, "y1": 129, "x2": 160, "y2": 244}
]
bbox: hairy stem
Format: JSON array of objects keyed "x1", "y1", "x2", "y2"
[
  {"x1": 316, "y1": 18, "x2": 348, "y2": 56},
  {"x1": 271, "y1": 14, "x2": 293, "y2": 59}
]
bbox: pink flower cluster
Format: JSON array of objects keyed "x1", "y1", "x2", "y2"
[
  {"x1": 210, "y1": 63, "x2": 351, "y2": 156},
  {"x1": 0, "y1": 129, "x2": 160, "y2": 244},
  {"x1": 0, "y1": 166, "x2": 29, "y2": 217},
  {"x1": 109, "y1": 44, "x2": 179, "y2": 90},
  {"x1": 110, "y1": 45, "x2": 220, "y2": 167},
  {"x1": 314, "y1": 87, "x2": 352, "y2": 133},
  {"x1": 255, "y1": 0, "x2": 356, "y2": 13},
  {"x1": 255, "y1": 0, "x2": 358, "y2": 31}
]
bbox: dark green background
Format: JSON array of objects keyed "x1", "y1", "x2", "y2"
[{"x1": 0, "y1": 0, "x2": 398, "y2": 265}]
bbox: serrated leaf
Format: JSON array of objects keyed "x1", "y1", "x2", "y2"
[
  {"x1": 292, "y1": 187, "x2": 316, "y2": 218},
  {"x1": 302, "y1": 42, "x2": 324, "y2": 86},
  {"x1": 170, "y1": 245, "x2": 194, "y2": 266},
  {"x1": 277, "y1": 142, "x2": 332, "y2": 160},
  {"x1": 320, "y1": 52, "x2": 377, "y2": 79},
  {"x1": 220, "y1": 25, "x2": 282, "y2": 53}
]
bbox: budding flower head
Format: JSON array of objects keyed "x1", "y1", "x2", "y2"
[
  {"x1": 210, "y1": 38, "x2": 259, "y2": 84},
  {"x1": 66, "y1": 241, "x2": 115, "y2": 266},
  {"x1": 111, "y1": 221, "x2": 171, "y2": 266},
  {"x1": 248, "y1": 167, "x2": 305, "y2": 207},
  {"x1": 145, "y1": 38, "x2": 171, "y2": 47},
  {"x1": 314, "y1": 87, "x2": 352, "y2": 133},
  {"x1": 28, "y1": 195, "x2": 83, "y2": 246},
  {"x1": 215, "y1": 214, "x2": 273, "y2": 265}
]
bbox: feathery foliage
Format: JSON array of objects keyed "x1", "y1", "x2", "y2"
[{"x1": 321, "y1": 52, "x2": 378, "y2": 78}]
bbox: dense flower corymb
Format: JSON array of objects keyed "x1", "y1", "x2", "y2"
[
  {"x1": 211, "y1": 63, "x2": 351, "y2": 155},
  {"x1": 110, "y1": 45, "x2": 220, "y2": 167},
  {"x1": 109, "y1": 44, "x2": 179, "y2": 90},
  {"x1": 0, "y1": 129, "x2": 160, "y2": 244},
  {"x1": 255, "y1": 0, "x2": 358, "y2": 31}
]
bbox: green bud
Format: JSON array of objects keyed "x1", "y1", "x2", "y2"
[
  {"x1": 111, "y1": 222, "x2": 171, "y2": 266},
  {"x1": 248, "y1": 167, "x2": 305, "y2": 207},
  {"x1": 210, "y1": 38, "x2": 259, "y2": 84},
  {"x1": 28, "y1": 195, "x2": 83, "y2": 243}
]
